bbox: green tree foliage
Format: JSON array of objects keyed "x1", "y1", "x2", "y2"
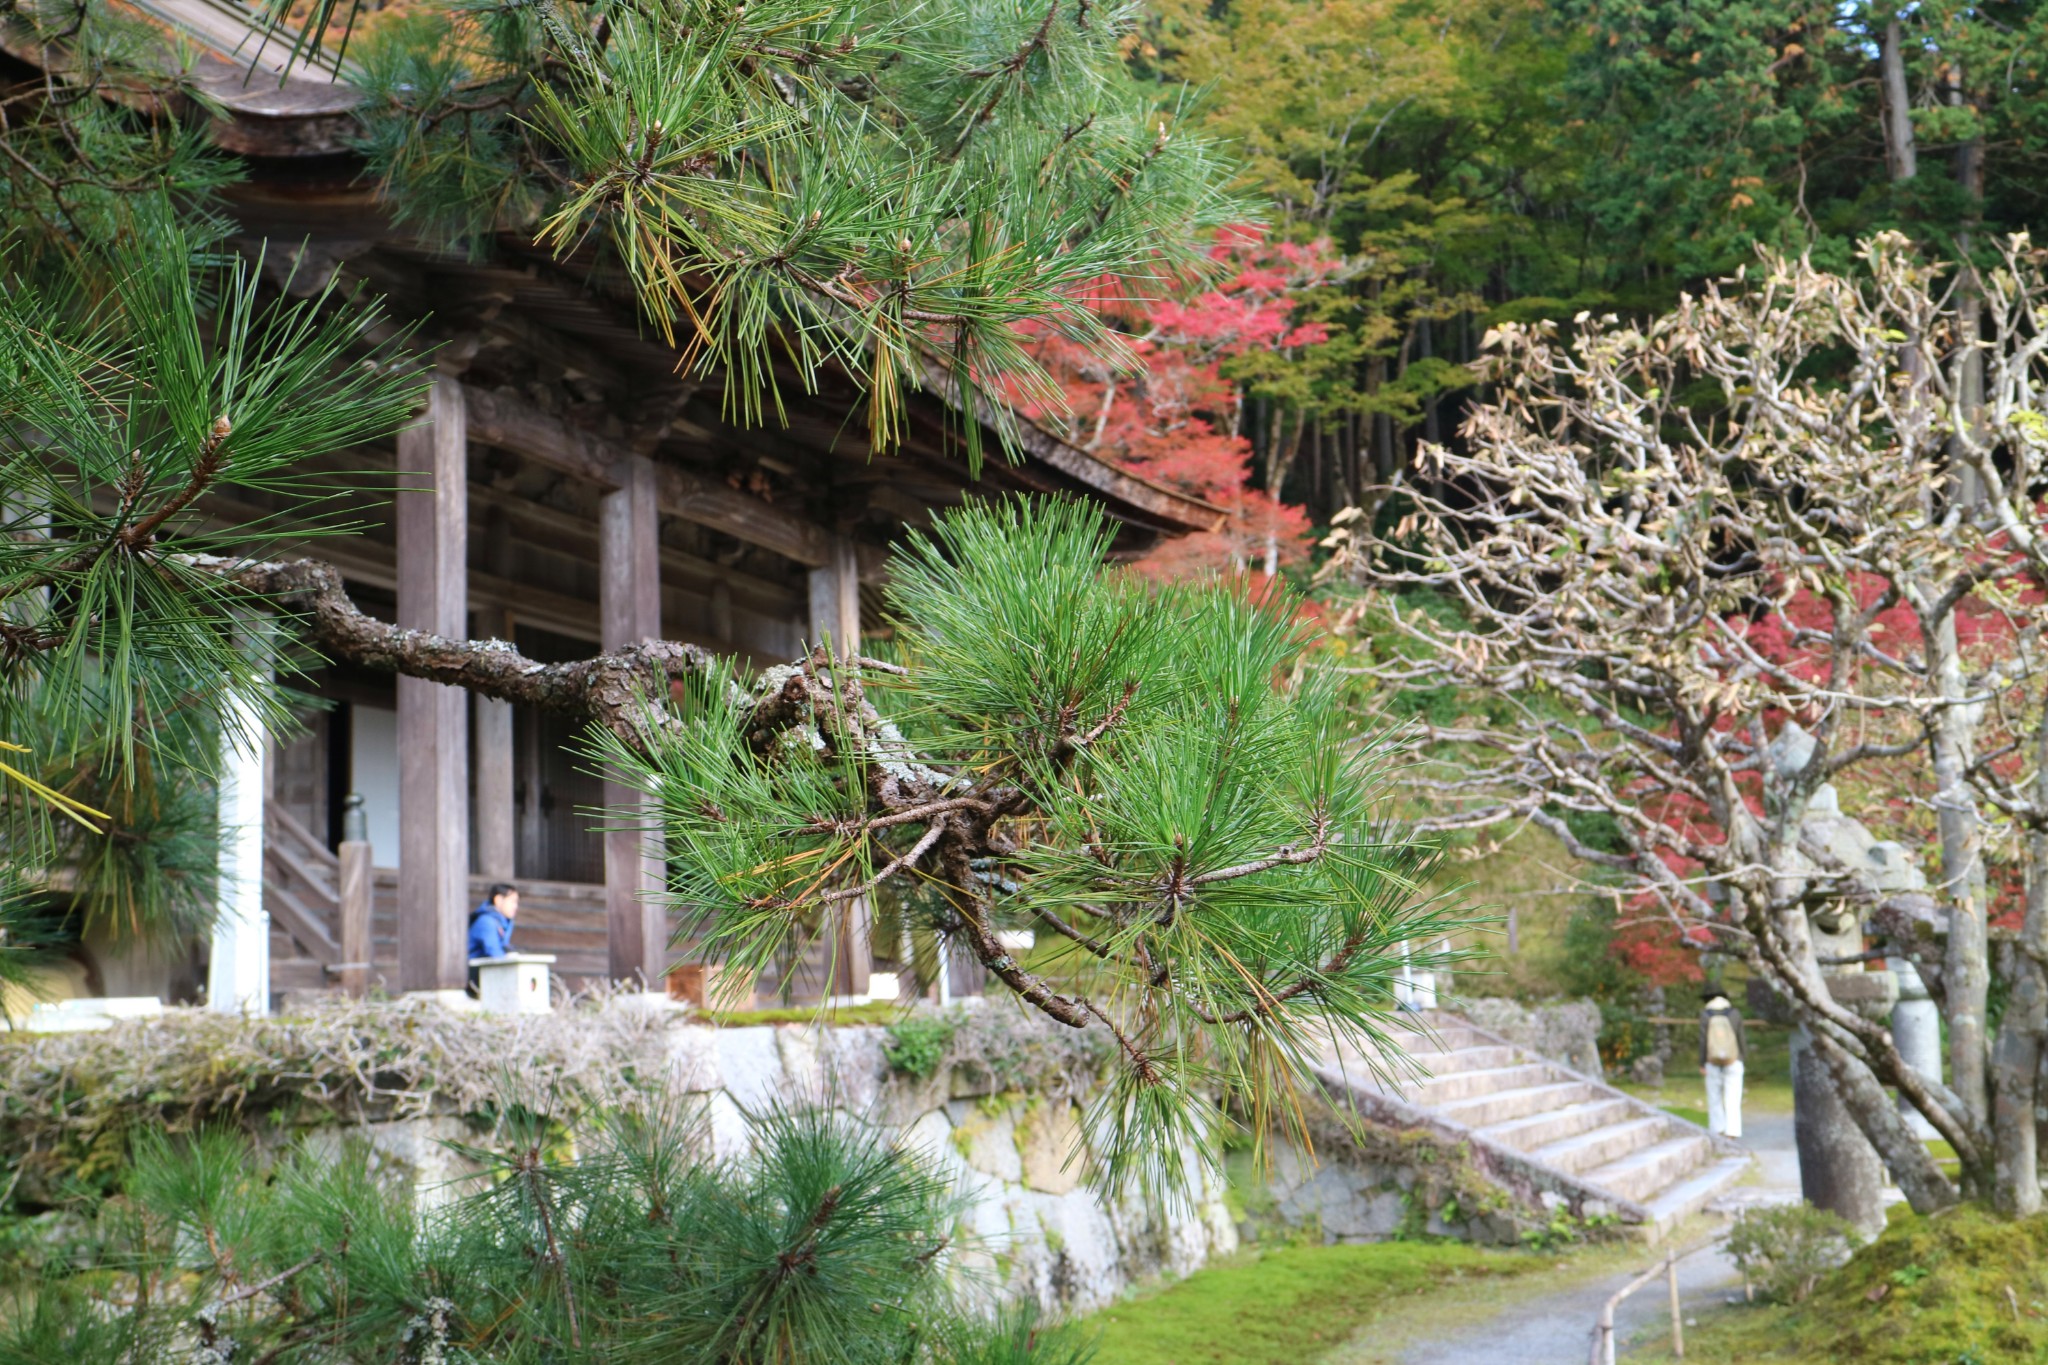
[
  {"x1": 0, "y1": 212, "x2": 423, "y2": 947},
  {"x1": 604, "y1": 497, "x2": 1466, "y2": 1197},
  {"x1": 346, "y1": 0, "x2": 1244, "y2": 454},
  {"x1": 1128, "y1": 0, "x2": 2048, "y2": 527},
  {"x1": 0, "y1": 2, "x2": 242, "y2": 263},
  {"x1": 0, "y1": 1104, "x2": 1093, "y2": 1363}
]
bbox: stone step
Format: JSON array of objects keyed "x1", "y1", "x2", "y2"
[
  {"x1": 1435, "y1": 1080, "x2": 1603, "y2": 1129},
  {"x1": 1642, "y1": 1155, "x2": 1755, "y2": 1236},
  {"x1": 1529, "y1": 1115, "x2": 1674, "y2": 1177},
  {"x1": 1376, "y1": 1025, "x2": 1487, "y2": 1055},
  {"x1": 1325, "y1": 1038, "x2": 1512, "y2": 1081},
  {"x1": 1406, "y1": 1062, "x2": 1558, "y2": 1106},
  {"x1": 1585, "y1": 1134, "x2": 1714, "y2": 1205},
  {"x1": 1477, "y1": 1098, "x2": 1638, "y2": 1153},
  {"x1": 1410, "y1": 1044, "x2": 1523, "y2": 1075}
]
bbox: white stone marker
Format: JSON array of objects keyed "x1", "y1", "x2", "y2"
[{"x1": 471, "y1": 954, "x2": 557, "y2": 1015}]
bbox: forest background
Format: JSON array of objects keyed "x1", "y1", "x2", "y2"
[
  {"x1": 1056, "y1": 0, "x2": 2048, "y2": 1045},
  {"x1": 1027, "y1": 0, "x2": 2045, "y2": 576}
]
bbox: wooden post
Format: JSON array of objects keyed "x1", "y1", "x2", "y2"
[
  {"x1": 601, "y1": 452, "x2": 667, "y2": 987},
  {"x1": 707, "y1": 577, "x2": 734, "y2": 646},
  {"x1": 337, "y1": 840, "x2": 372, "y2": 998},
  {"x1": 809, "y1": 535, "x2": 872, "y2": 998},
  {"x1": 1667, "y1": 1247, "x2": 1684, "y2": 1358},
  {"x1": 396, "y1": 374, "x2": 471, "y2": 995},
  {"x1": 474, "y1": 607, "x2": 517, "y2": 881}
]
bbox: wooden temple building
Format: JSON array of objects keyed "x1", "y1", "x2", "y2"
[{"x1": 4, "y1": 9, "x2": 1218, "y2": 1010}]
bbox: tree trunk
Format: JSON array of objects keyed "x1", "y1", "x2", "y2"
[
  {"x1": 1809, "y1": 1028, "x2": 1960, "y2": 1219},
  {"x1": 1419, "y1": 314, "x2": 1441, "y2": 447},
  {"x1": 1931, "y1": 616, "x2": 1991, "y2": 1134},
  {"x1": 1793, "y1": 1026, "x2": 1888, "y2": 1237},
  {"x1": 1880, "y1": 16, "x2": 1917, "y2": 184},
  {"x1": 1951, "y1": 64, "x2": 1987, "y2": 505},
  {"x1": 1994, "y1": 719, "x2": 2048, "y2": 1214}
]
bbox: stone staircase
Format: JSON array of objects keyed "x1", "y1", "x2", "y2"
[{"x1": 1315, "y1": 1011, "x2": 1752, "y2": 1241}]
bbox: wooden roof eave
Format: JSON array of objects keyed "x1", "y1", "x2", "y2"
[
  {"x1": 10, "y1": 11, "x2": 1222, "y2": 543},
  {"x1": 909, "y1": 350, "x2": 1225, "y2": 537}
]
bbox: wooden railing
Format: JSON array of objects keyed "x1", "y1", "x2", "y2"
[
  {"x1": 262, "y1": 804, "x2": 371, "y2": 996},
  {"x1": 263, "y1": 806, "x2": 341, "y2": 968}
]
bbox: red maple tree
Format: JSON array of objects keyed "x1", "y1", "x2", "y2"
[{"x1": 1009, "y1": 226, "x2": 1333, "y2": 578}]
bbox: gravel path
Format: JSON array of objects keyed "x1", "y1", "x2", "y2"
[{"x1": 1329, "y1": 1111, "x2": 1803, "y2": 1365}]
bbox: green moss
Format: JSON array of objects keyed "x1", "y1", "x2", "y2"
[
  {"x1": 703, "y1": 1002, "x2": 901, "y2": 1027},
  {"x1": 1632, "y1": 1203, "x2": 2048, "y2": 1364},
  {"x1": 1082, "y1": 1242, "x2": 1546, "y2": 1365}
]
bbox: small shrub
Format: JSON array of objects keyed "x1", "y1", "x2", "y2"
[
  {"x1": 883, "y1": 1012, "x2": 961, "y2": 1079},
  {"x1": 1726, "y1": 1204, "x2": 1855, "y2": 1304}
]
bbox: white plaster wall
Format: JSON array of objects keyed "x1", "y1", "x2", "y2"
[{"x1": 349, "y1": 703, "x2": 403, "y2": 866}]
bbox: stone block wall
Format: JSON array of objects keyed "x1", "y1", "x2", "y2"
[
  {"x1": 317, "y1": 1009, "x2": 1238, "y2": 1317},
  {"x1": 672, "y1": 1017, "x2": 1237, "y2": 1314},
  {"x1": 1460, "y1": 998, "x2": 1605, "y2": 1079},
  {"x1": 1247, "y1": 1125, "x2": 1542, "y2": 1248}
]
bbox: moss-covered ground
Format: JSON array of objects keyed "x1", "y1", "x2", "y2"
[
  {"x1": 1080, "y1": 1242, "x2": 1549, "y2": 1365},
  {"x1": 1630, "y1": 1203, "x2": 2048, "y2": 1364},
  {"x1": 697, "y1": 1000, "x2": 902, "y2": 1026}
]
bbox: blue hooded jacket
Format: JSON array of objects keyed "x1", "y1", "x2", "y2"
[{"x1": 467, "y1": 903, "x2": 514, "y2": 961}]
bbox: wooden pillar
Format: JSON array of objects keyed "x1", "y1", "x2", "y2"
[
  {"x1": 805, "y1": 535, "x2": 861, "y2": 660},
  {"x1": 601, "y1": 452, "x2": 667, "y2": 986},
  {"x1": 808, "y1": 535, "x2": 871, "y2": 998},
  {"x1": 474, "y1": 607, "x2": 517, "y2": 881},
  {"x1": 396, "y1": 374, "x2": 470, "y2": 995},
  {"x1": 337, "y1": 840, "x2": 372, "y2": 998}
]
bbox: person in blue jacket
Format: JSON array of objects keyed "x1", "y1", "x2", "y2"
[{"x1": 466, "y1": 883, "x2": 519, "y2": 994}]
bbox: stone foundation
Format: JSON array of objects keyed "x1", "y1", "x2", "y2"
[{"x1": 294, "y1": 1010, "x2": 1238, "y2": 1315}]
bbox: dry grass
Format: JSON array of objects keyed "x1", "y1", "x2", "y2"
[{"x1": 0, "y1": 994, "x2": 674, "y2": 1200}]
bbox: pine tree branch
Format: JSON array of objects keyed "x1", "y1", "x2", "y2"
[
  {"x1": 1188, "y1": 814, "x2": 1331, "y2": 884},
  {"x1": 817, "y1": 817, "x2": 947, "y2": 904},
  {"x1": 176, "y1": 553, "x2": 711, "y2": 747},
  {"x1": 215, "y1": 1250, "x2": 323, "y2": 1308},
  {"x1": 119, "y1": 416, "x2": 234, "y2": 549}
]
